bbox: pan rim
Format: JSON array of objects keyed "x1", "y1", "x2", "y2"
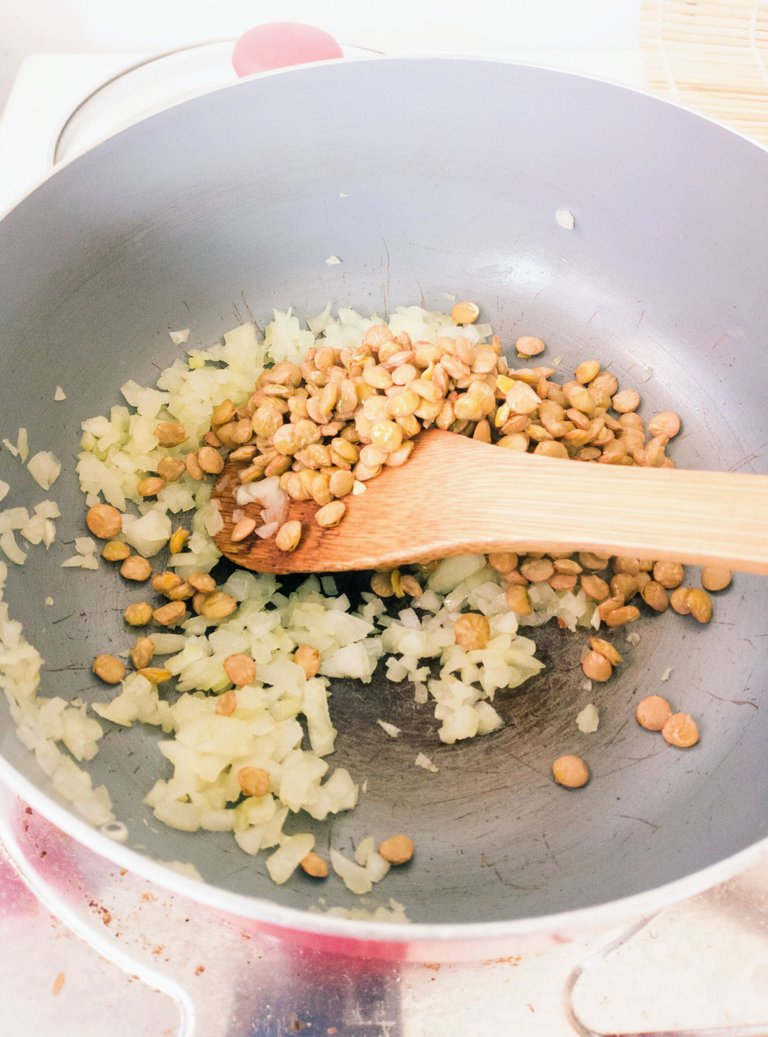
[
  {"x1": 2, "y1": 53, "x2": 768, "y2": 948},
  {"x1": 2, "y1": 752, "x2": 765, "y2": 946},
  {"x1": 3, "y1": 52, "x2": 768, "y2": 224}
]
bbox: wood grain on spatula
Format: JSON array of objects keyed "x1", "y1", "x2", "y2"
[{"x1": 213, "y1": 429, "x2": 768, "y2": 576}]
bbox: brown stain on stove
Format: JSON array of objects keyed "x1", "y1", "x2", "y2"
[
  {"x1": 194, "y1": 964, "x2": 205, "y2": 976},
  {"x1": 51, "y1": 972, "x2": 65, "y2": 996},
  {"x1": 482, "y1": 954, "x2": 522, "y2": 966},
  {"x1": 88, "y1": 900, "x2": 112, "y2": 926}
]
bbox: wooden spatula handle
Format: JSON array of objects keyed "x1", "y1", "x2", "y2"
[{"x1": 397, "y1": 433, "x2": 768, "y2": 573}]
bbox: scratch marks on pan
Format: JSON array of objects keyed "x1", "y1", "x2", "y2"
[
  {"x1": 492, "y1": 867, "x2": 539, "y2": 890},
  {"x1": 618, "y1": 814, "x2": 660, "y2": 833},
  {"x1": 728, "y1": 452, "x2": 760, "y2": 472},
  {"x1": 599, "y1": 746, "x2": 666, "y2": 777},
  {"x1": 603, "y1": 717, "x2": 630, "y2": 748},
  {"x1": 240, "y1": 291, "x2": 259, "y2": 331},
  {"x1": 380, "y1": 239, "x2": 391, "y2": 314},
  {"x1": 705, "y1": 691, "x2": 758, "y2": 709},
  {"x1": 711, "y1": 332, "x2": 730, "y2": 350},
  {"x1": 542, "y1": 831, "x2": 561, "y2": 871}
]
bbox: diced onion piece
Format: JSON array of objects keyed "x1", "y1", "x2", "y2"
[
  {"x1": 330, "y1": 849, "x2": 373, "y2": 895},
  {"x1": 122, "y1": 510, "x2": 172, "y2": 557},
  {"x1": 364, "y1": 851, "x2": 391, "y2": 883},
  {"x1": 376, "y1": 719, "x2": 401, "y2": 738},
  {"x1": 169, "y1": 329, "x2": 190, "y2": 345},
  {"x1": 0, "y1": 530, "x2": 26, "y2": 565},
  {"x1": 35, "y1": 500, "x2": 60, "y2": 519},
  {"x1": 354, "y1": 835, "x2": 375, "y2": 866},
  {"x1": 54, "y1": 386, "x2": 67, "y2": 401},
  {"x1": 266, "y1": 833, "x2": 315, "y2": 885},
  {"x1": 555, "y1": 208, "x2": 575, "y2": 229},
  {"x1": 415, "y1": 752, "x2": 438, "y2": 773},
  {"x1": 27, "y1": 451, "x2": 61, "y2": 489},
  {"x1": 576, "y1": 703, "x2": 600, "y2": 734},
  {"x1": 16, "y1": 428, "x2": 29, "y2": 463}
]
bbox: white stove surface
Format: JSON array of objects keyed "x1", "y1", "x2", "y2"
[{"x1": 1, "y1": 45, "x2": 766, "y2": 1037}]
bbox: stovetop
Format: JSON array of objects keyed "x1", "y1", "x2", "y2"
[{"x1": 1, "y1": 42, "x2": 767, "y2": 1037}]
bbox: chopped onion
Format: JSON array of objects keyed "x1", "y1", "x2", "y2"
[
  {"x1": 27, "y1": 451, "x2": 61, "y2": 489},
  {"x1": 234, "y1": 477, "x2": 287, "y2": 530},
  {"x1": 330, "y1": 849, "x2": 373, "y2": 895},
  {"x1": 54, "y1": 386, "x2": 67, "y2": 401},
  {"x1": 376, "y1": 719, "x2": 401, "y2": 738},
  {"x1": 266, "y1": 833, "x2": 315, "y2": 885},
  {"x1": 576, "y1": 703, "x2": 599, "y2": 734},
  {"x1": 16, "y1": 428, "x2": 29, "y2": 463},
  {"x1": 354, "y1": 835, "x2": 374, "y2": 866},
  {"x1": 364, "y1": 851, "x2": 390, "y2": 884},
  {"x1": 415, "y1": 752, "x2": 438, "y2": 773},
  {"x1": 122, "y1": 510, "x2": 172, "y2": 557},
  {"x1": 0, "y1": 531, "x2": 26, "y2": 565}
]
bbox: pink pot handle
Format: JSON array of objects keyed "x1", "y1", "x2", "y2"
[{"x1": 232, "y1": 22, "x2": 343, "y2": 77}]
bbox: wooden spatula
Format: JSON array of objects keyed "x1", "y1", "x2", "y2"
[{"x1": 212, "y1": 429, "x2": 768, "y2": 575}]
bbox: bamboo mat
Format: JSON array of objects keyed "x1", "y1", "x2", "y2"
[{"x1": 641, "y1": 0, "x2": 768, "y2": 146}]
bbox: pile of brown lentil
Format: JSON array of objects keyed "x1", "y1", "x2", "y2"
[{"x1": 117, "y1": 301, "x2": 691, "y2": 556}]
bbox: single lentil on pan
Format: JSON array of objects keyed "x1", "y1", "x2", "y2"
[
  {"x1": 636, "y1": 695, "x2": 673, "y2": 731},
  {"x1": 86, "y1": 503, "x2": 122, "y2": 539},
  {"x1": 300, "y1": 852, "x2": 329, "y2": 878},
  {"x1": 294, "y1": 644, "x2": 321, "y2": 679},
  {"x1": 701, "y1": 567, "x2": 732, "y2": 592},
  {"x1": 119, "y1": 555, "x2": 152, "y2": 582},
  {"x1": 129, "y1": 636, "x2": 154, "y2": 670},
  {"x1": 92, "y1": 654, "x2": 126, "y2": 684},
  {"x1": 552, "y1": 755, "x2": 590, "y2": 789},
  {"x1": 379, "y1": 833, "x2": 415, "y2": 865},
  {"x1": 237, "y1": 766, "x2": 271, "y2": 798},
  {"x1": 223, "y1": 653, "x2": 256, "y2": 687},
  {"x1": 454, "y1": 612, "x2": 491, "y2": 651},
  {"x1": 101, "y1": 540, "x2": 131, "y2": 562},
  {"x1": 662, "y1": 712, "x2": 700, "y2": 748}
]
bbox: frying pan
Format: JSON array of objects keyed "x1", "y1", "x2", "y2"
[{"x1": 1, "y1": 56, "x2": 767, "y2": 958}]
